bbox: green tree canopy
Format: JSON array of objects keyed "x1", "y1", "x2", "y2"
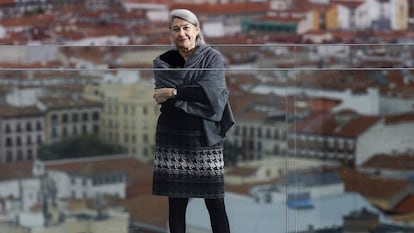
[
  {"x1": 223, "y1": 139, "x2": 242, "y2": 166},
  {"x1": 38, "y1": 134, "x2": 125, "y2": 161}
]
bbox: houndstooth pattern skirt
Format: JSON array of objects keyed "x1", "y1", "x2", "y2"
[{"x1": 152, "y1": 125, "x2": 225, "y2": 198}]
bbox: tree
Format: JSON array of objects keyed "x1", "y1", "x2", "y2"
[
  {"x1": 223, "y1": 139, "x2": 242, "y2": 166},
  {"x1": 38, "y1": 134, "x2": 125, "y2": 160}
]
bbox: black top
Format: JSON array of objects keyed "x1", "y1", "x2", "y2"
[{"x1": 157, "y1": 50, "x2": 209, "y2": 131}]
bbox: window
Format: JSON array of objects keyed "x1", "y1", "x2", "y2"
[
  {"x1": 248, "y1": 127, "x2": 253, "y2": 137},
  {"x1": 26, "y1": 122, "x2": 32, "y2": 131},
  {"x1": 27, "y1": 149, "x2": 33, "y2": 160},
  {"x1": 36, "y1": 121, "x2": 42, "y2": 130},
  {"x1": 266, "y1": 128, "x2": 271, "y2": 138},
  {"x1": 72, "y1": 113, "x2": 79, "y2": 122},
  {"x1": 16, "y1": 123, "x2": 22, "y2": 132},
  {"x1": 6, "y1": 151, "x2": 13, "y2": 162},
  {"x1": 82, "y1": 125, "x2": 88, "y2": 134},
  {"x1": 51, "y1": 114, "x2": 58, "y2": 124},
  {"x1": 16, "y1": 136, "x2": 22, "y2": 146},
  {"x1": 62, "y1": 113, "x2": 68, "y2": 123},
  {"x1": 27, "y1": 136, "x2": 32, "y2": 145},
  {"x1": 143, "y1": 106, "x2": 148, "y2": 115},
  {"x1": 52, "y1": 128, "x2": 58, "y2": 138},
  {"x1": 6, "y1": 137, "x2": 12, "y2": 147},
  {"x1": 274, "y1": 129, "x2": 279, "y2": 139},
  {"x1": 93, "y1": 111, "x2": 99, "y2": 121},
  {"x1": 37, "y1": 135, "x2": 43, "y2": 145},
  {"x1": 62, "y1": 127, "x2": 68, "y2": 137},
  {"x1": 5, "y1": 124, "x2": 11, "y2": 133},
  {"x1": 82, "y1": 112, "x2": 89, "y2": 121},
  {"x1": 124, "y1": 105, "x2": 128, "y2": 114}
]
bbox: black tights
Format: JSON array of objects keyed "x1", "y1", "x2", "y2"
[{"x1": 168, "y1": 197, "x2": 230, "y2": 233}]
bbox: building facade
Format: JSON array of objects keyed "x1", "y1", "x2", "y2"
[
  {"x1": 38, "y1": 96, "x2": 101, "y2": 145},
  {"x1": 91, "y1": 82, "x2": 158, "y2": 161},
  {"x1": 0, "y1": 105, "x2": 44, "y2": 163}
]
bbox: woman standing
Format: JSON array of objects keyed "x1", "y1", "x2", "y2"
[{"x1": 152, "y1": 8, "x2": 235, "y2": 233}]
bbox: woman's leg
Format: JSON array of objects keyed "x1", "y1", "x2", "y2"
[
  {"x1": 204, "y1": 198, "x2": 230, "y2": 233},
  {"x1": 168, "y1": 197, "x2": 189, "y2": 233}
]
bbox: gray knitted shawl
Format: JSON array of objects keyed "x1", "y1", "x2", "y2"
[{"x1": 153, "y1": 44, "x2": 235, "y2": 145}]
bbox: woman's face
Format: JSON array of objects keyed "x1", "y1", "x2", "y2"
[{"x1": 170, "y1": 18, "x2": 199, "y2": 52}]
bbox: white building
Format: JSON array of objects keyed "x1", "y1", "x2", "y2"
[
  {"x1": 336, "y1": 3, "x2": 352, "y2": 30},
  {"x1": 355, "y1": 112, "x2": 414, "y2": 165},
  {"x1": 251, "y1": 85, "x2": 380, "y2": 115},
  {"x1": 353, "y1": 0, "x2": 408, "y2": 30},
  {"x1": 45, "y1": 156, "x2": 128, "y2": 199},
  {"x1": 380, "y1": 96, "x2": 414, "y2": 115}
]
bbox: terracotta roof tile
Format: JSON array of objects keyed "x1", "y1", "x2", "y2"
[
  {"x1": 293, "y1": 111, "x2": 336, "y2": 134},
  {"x1": 385, "y1": 112, "x2": 414, "y2": 125},
  {"x1": 0, "y1": 161, "x2": 35, "y2": 181},
  {"x1": 394, "y1": 195, "x2": 414, "y2": 214},
  {"x1": 336, "y1": 167, "x2": 409, "y2": 200},
  {"x1": 169, "y1": 2, "x2": 270, "y2": 15},
  {"x1": 306, "y1": 97, "x2": 341, "y2": 112},
  {"x1": 361, "y1": 153, "x2": 414, "y2": 171},
  {"x1": 334, "y1": 115, "x2": 379, "y2": 137},
  {"x1": 0, "y1": 105, "x2": 43, "y2": 118},
  {"x1": 46, "y1": 155, "x2": 153, "y2": 186},
  {"x1": 331, "y1": 0, "x2": 365, "y2": 9},
  {"x1": 38, "y1": 96, "x2": 102, "y2": 110},
  {"x1": 0, "y1": 0, "x2": 14, "y2": 4},
  {"x1": 293, "y1": 111, "x2": 380, "y2": 137}
]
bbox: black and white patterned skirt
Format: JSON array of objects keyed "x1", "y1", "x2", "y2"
[{"x1": 152, "y1": 125, "x2": 225, "y2": 199}]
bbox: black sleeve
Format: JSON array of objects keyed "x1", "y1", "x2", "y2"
[{"x1": 176, "y1": 86, "x2": 209, "y2": 103}]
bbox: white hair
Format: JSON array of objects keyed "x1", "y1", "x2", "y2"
[{"x1": 168, "y1": 8, "x2": 205, "y2": 47}]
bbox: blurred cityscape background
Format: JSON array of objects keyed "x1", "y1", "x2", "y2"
[{"x1": 0, "y1": 0, "x2": 414, "y2": 233}]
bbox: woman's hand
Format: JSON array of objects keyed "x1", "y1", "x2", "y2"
[{"x1": 153, "y1": 88, "x2": 175, "y2": 104}]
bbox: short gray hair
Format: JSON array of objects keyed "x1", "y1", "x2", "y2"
[{"x1": 169, "y1": 8, "x2": 205, "y2": 46}]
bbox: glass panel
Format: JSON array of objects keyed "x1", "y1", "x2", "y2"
[{"x1": 0, "y1": 44, "x2": 413, "y2": 233}]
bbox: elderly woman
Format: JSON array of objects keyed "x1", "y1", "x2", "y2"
[{"x1": 152, "y1": 8, "x2": 234, "y2": 233}]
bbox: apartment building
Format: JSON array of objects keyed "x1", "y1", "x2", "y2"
[
  {"x1": 0, "y1": 158, "x2": 130, "y2": 233},
  {"x1": 0, "y1": 105, "x2": 44, "y2": 163},
  {"x1": 44, "y1": 156, "x2": 129, "y2": 199},
  {"x1": 288, "y1": 110, "x2": 379, "y2": 166},
  {"x1": 354, "y1": 0, "x2": 409, "y2": 31},
  {"x1": 37, "y1": 96, "x2": 102, "y2": 145},
  {"x1": 288, "y1": 110, "x2": 414, "y2": 166},
  {"x1": 90, "y1": 82, "x2": 158, "y2": 161},
  {"x1": 227, "y1": 92, "x2": 289, "y2": 161}
]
